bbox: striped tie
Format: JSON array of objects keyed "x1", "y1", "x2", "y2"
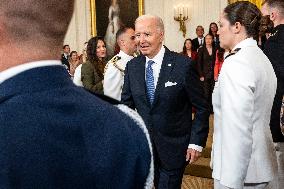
[{"x1": 146, "y1": 60, "x2": 155, "y2": 104}]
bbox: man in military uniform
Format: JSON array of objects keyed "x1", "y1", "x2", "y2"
[
  {"x1": 104, "y1": 27, "x2": 137, "y2": 101},
  {"x1": 262, "y1": 0, "x2": 284, "y2": 188}
]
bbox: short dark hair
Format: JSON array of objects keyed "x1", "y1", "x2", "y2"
[
  {"x1": 0, "y1": 0, "x2": 74, "y2": 47},
  {"x1": 63, "y1": 45, "x2": 70, "y2": 49},
  {"x1": 196, "y1": 25, "x2": 204, "y2": 31},
  {"x1": 263, "y1": 0, "x2": 284, "y2": 16},
  {"x1": 116, "y1": 27, "x2": 133, "y2": 41},
  {"x1": 224, "y1": 1, "x2": 262, "y2": 38},
  {"x1": 70, "y1": 51, "x2": 77, "y2": 57}
]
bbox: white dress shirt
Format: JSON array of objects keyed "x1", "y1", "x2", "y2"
[
  {"x1": 198, "y1": 37, "x2": 203, "y2": 46},
  {"x1": 0, "y1": 60, "x2": 62, "y2": 84},
  {"x1": 73, "y1": 64, "x2": 83, "y2": 87},
  {"x1": 145, "y1": 46, "x2": 203, "y2": 152}
]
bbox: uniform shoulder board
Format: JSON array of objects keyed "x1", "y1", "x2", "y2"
[
  {"x1": 224, "y1": 48, "x2": 241, "y2": 60},
  {"x1": 104, "y1": 55, "x2": 122, "y2": 75},
  {"x1": 110, "y1": 55, "x2": 124, "y2": 73},
  {"x1": 110, "y1": 56, "x2": 121, "y2": 64}
]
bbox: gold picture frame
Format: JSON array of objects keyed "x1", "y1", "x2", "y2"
[
  {"x1": 90, "y1": 0, "x2": 144, "y2": 37},
  {"x1": 228, "y1": 0, "x2": 262, "y2": 9}
]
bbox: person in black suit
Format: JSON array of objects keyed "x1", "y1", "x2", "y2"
[
  {"x1": 192, "y1": 25, "x2": 205, "y2": 51},
  {"x1": 197, "y1": 34, "x2": 216, "y2": 113},
  {"x1": 121, "y1": 15, "x2": 209, "y2": 189},
  {"x1": 262, "y1": 0, "x2": 284, "y2": 187},
  {"x1": 61, "y1": 44, "x2": 70, "y2": 70},
  {"x1": 0, "y1": 0, "x2": 153, "y2": 188}
]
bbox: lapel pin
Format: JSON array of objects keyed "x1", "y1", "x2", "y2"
[{"x1": 167, "y1": 64, "x2": 171, "y2": 66}]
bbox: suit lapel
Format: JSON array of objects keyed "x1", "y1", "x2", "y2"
[
  {"x1": 134, "y1": 56, "x2": 149, "y2": 105},
  {"x1": 152, "y1": 48, "x2": 175, "y2": 107}
]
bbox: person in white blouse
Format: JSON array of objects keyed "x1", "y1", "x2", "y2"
[
  {"x1": 104, "y1": 27, "x2": 137, "y2": 100},
  {"x1": 212, "y1": 1, "x2": 278, "y2": 189}
]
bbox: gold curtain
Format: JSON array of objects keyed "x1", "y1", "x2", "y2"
[{"x1": 228, "y1": 0, "x2": 263, "y2": 9}]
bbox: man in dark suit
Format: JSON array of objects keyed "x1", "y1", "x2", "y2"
[
  {"x1": 121, "y1": 15, "x2": 209, "y2": 189},
  {"x1": 61, "y1": 44, "x2": 70, "y2": 70},
  {"x1": 262, "y1": 0, "x2": 284, "y2": 187},
  {"x1": 192, "y1": 25, "x2": 205, "y2": 51},
  {"x1": 0, "y1": 1, "x2": 153, "y2": 188}
]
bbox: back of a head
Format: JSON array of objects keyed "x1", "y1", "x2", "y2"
[
  {"x1": 0, "y1": 0, "x2": 74, "y2": 48},
  {"x1": 224, "y1": 1, "x2": 262, "y2": 38},
  {"x1": 263, "y1": 0, "x2": 284, "y2": 16}
]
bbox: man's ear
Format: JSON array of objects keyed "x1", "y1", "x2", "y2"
[
  {"x1": 270, "y1": 10, "x2": 277, "y2": 22},
  {"x1": 159, "y1": 31, "x2": 164, "y2": 42}
]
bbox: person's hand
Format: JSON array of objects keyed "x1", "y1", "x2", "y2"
[
  {"x1": 200, "y1": 77, "x2": 205, "y2": 81},
  {"x1": 186, "y1": 148, "x2": 201, "y2": 164},
  {"x1": 214, "y1": 76, "x2": 218, "y2": 81}
]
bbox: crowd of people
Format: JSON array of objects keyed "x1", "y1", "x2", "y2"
[{"x1": 1, "y1": 0, "x2": 284, "y2": 188}]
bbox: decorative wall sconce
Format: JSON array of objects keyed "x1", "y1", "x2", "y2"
[{"x1": 174, "y1": 5, "x2": 189, "y2": 38}]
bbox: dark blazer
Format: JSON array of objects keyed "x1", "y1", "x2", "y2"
[
  {"x1": 197, "y1": 46, "x2": 216, "y2": 79},
  {"x1": 0, "y1": 66, "x2": 151, "y2": 189},
  {"x1": 61, "y1": 54, "x2": 70, "y2": 69},
  {"x1": 263, "y1": 24, "x2": 284, "y2": 142},
  {"x1": 192, "y1": 37, "x2": 204, "y2": 51},
  {"x1": 121, "y1": 47, "x2": 209, "y2": 170}
]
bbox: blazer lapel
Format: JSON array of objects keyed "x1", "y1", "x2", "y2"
[{"x1": 152, "y1": 48, "x2": 175, "y2": 107}]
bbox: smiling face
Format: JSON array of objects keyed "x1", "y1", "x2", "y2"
[
  {"x1": 135, "y1": 18, "x2": 164, "y2": 59},
  {"x1": 96, "y1": 40, "x2": 106, "y2": 60}
]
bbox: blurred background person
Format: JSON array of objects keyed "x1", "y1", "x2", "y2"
[
  {"x1": 212, "y1": 2, "x2": 277, "y2": 188},
  {"x1": 68, "y1": 51, "x2": 80, "y2": 78},
  {"x1": 61, "y1": 44, "x2": 70, "y2": 70},
  {"x1": 209, "y1": 22, "x2": 220, "y2": 49},
  {"x1": 104, "y1": 0, "x2": 121, "y2": 58},
  {"x1": 192, "y1": 25, "x2": 205, "y2": 51},
  {"x1": 81, "y1": 36, "x2": 107, "y2": 94},
  {"x1": 262, "y1": 0, "x2": 284, "y2": 188},
  {"x1": 197, "y1": 33, "x2": 216, "y2": 113},
  {"x1": 213, "y1": 48, "x2": 226, "y2": 81},
  {"x1": 181, "y1": 38, "x2": 198, "y2": 62}
]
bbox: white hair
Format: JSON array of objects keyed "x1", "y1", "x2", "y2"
[{"x1": 135, "y1": 14, "x2": 164, "y2": 32}]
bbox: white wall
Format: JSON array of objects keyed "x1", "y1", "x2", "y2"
[
  {"x1": 145, "y1": 0, "x2": 228, "y2": 52},
  {"x1": 64, "y1": 0, "x2": 227, "y2": 53}
]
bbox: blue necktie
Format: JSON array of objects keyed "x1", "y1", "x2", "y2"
[{"x1": 146, "y1": 60, "x2": 155, "y2": 104}]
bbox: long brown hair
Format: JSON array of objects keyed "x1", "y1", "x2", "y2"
[{"x1": 86, "y1": 36, "x2": 106, "y2": 78}]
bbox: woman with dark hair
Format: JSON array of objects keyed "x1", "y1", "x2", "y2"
[
  {"x1": 181, "y1": 38, "x2": 197, "y2": 61},
  {"x1": 209, "y1": 22, "x2": 220, "y2": 48},
  {"x1": 81, "y1": 36, "x2": 107, "y2": 94},
  {"x1": 212, "y1": 1, "x2": 278, "y2": 189},
  {"x1": 68, "y1": 51, "x2": 80, "y2": 77},
  {"x1": 197, "y1": 33, "x2": 216, "y2": 113}
]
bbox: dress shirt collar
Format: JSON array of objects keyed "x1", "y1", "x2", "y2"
[
  {"x1": 231, "y1": 37, "x2": 257, "y2": 51},
  {"x1": 0, "y1": 60, "x2": 62, "y2": 84},
  {"x1": 118, "y1": 50, "x2": 134, "y2": 62},
  {"x1": 145, "y1": 46, "x2": 165, "y2": 66}
]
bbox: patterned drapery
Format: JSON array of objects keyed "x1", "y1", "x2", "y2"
[{"x1": 228, "y1": 0, "x2": 263, "y2": 9}]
